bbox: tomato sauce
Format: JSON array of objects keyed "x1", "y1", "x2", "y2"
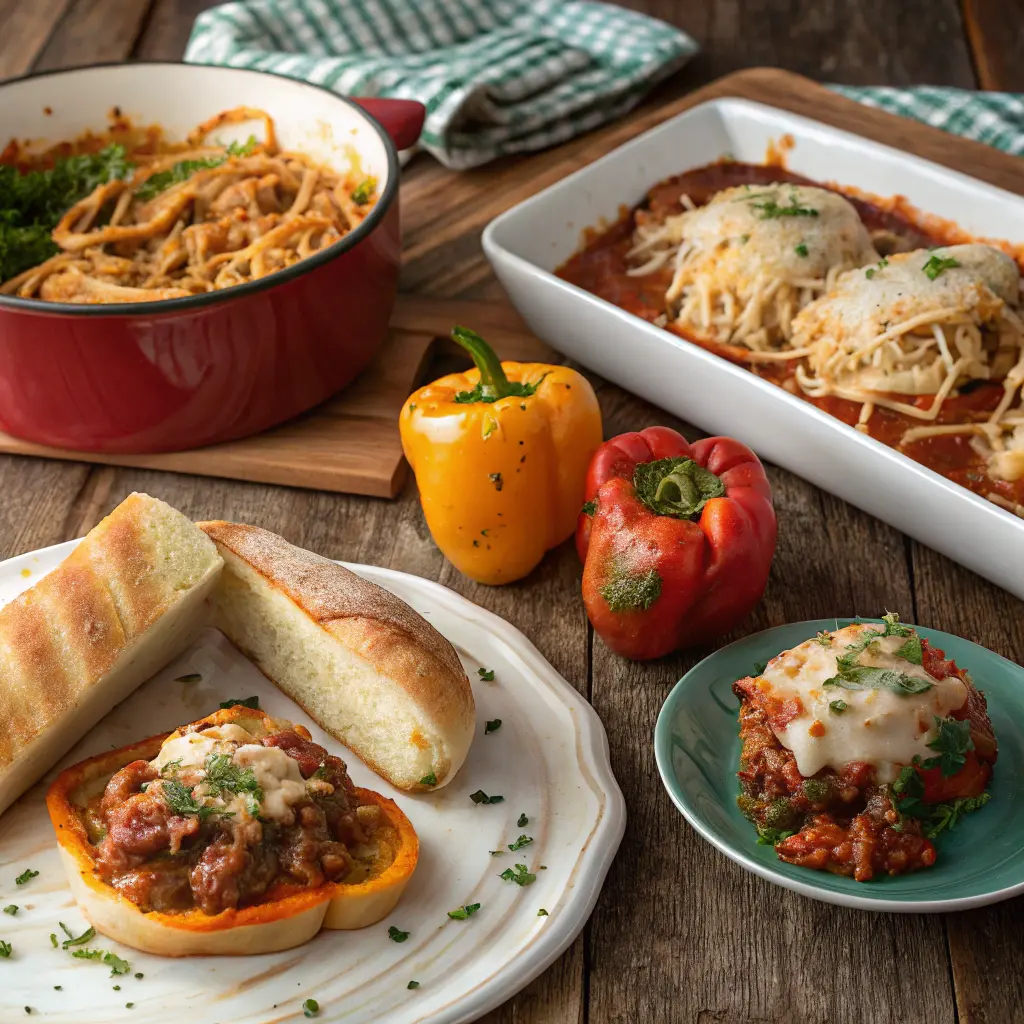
[{"x1": 556, "y1": 162, "x2": 1024, "y2": 513}]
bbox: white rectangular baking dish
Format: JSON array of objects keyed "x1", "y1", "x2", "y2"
[{"x1": 482, "y1": 98, "x2": 1024, "y2": 600}]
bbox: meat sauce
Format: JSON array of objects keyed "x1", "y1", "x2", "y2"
[
  {"x1": 84, "y1": 728, "x2": 383, "y2": 915},
  {"x1": 733, "y1": 639, "x2": 997, "y2": 881},
  {"x1": 555, "y1": 161, "x2": 1024, "y2": 512}
]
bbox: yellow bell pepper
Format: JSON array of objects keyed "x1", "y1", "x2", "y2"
[{"x1": 400, "y1": 327, "x2": 603, "y2": 585}]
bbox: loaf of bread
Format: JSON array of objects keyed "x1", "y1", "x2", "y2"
[
  {"x1": 0, "y1": 493, "x2": 223, "y2": 818},
  {"x1": 199, "y1": 521, "x2": 475, "y2": 791}
]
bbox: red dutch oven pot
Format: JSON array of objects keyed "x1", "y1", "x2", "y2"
[{"x1": 0, "y1": 64, "x2": 426, "y2": 453}]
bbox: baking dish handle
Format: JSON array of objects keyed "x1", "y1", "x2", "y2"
[{"x1": 352, "y1": 98, "x2": 426, "y2": 151}]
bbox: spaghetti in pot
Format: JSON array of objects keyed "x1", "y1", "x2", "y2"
[{"x1": 0, "y1": 107, "x2": 379, "y2": 304}]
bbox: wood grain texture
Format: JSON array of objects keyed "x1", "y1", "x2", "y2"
[
  {"x1": 33, "y1": 0, "x2": 153, "y2": 71},
  {"x1": 134, "y1": 0, "x2": 212, "y2": 61},
  {"x1": 0, "y1": 0, "x2": 69, "y2": 79},
  {"x1": 617, "y1": 0, "x2": 976, "y2": 89},
  {"x1": 962, "y1": 0, "x2": 1024, "y2": 91}
]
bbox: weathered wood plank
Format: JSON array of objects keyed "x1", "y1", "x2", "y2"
[
  {"x1": 33, "y1": 0, "x2": 153, "y2": 72},
  {"x1": 616, "y1": 0, "x2": 977, "y2": 88},
  {"x1": 133, "y1": 0, "x2": 212, "y2": 61},
  {"x1": 962, "y1": 0, "x2": 1024, "y2": 91},
  {"x1": 0, "y1": 0, "x2": 69, "y2": 80},
  {"x1": 910, "y1": 544, "x2": 1024, "y2": 1024},
  {"x1": 0, "y1": 455, "x2": 92, "y2": 557}
]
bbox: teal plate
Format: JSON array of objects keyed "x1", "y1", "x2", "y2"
[{"x1": 654, "y1": 618, "x2": 1024, "y2": 912}]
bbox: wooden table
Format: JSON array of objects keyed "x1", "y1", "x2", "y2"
[{"x1": 3, "y1": 3, "x2": 1024, "y2": 1022}]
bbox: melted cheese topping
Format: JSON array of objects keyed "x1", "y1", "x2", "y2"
[
  {"x1": 149, "y1": 723, "x2": 310, "y2": 824},
  {"x1": 794, "y1": 244, "x2": 1024, "y2": 430},
  {"x1": 757, "y1": 624, "x2": 967, "y2": 783},
  {"x1": 628, "y1": 185, "x2": 879, "y2": 356}
]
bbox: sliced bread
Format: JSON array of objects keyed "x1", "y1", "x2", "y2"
[
  {"x1": 199, "y1": 521, "x2": 475, "y2": 791},
  {"x1": 0, "y1": 492, "x2": 222, "y2": 817}
]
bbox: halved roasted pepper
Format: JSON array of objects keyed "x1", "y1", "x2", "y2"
[
  {"x1": 577, "y1": 426, "x2": 776, "y2": 659},
  {"x1": 400, "y1": 327, "x2": 602, "y2": 585}
]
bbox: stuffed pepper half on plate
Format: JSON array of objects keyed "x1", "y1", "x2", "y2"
[
  {"x1": 46, "y1": 706, "x2": 418, "y2": 955},
  {"x1": 733, "y1": 615, "x2": 996, "y2": 881}
]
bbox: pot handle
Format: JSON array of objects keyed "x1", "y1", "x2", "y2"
[{"x1": 352, "y1": 98, "x2": 426, "y2": 151}]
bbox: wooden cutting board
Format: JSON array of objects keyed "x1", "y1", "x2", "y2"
[{"x1": 0, "y1": 296, "x2": 556, "y2": 498}]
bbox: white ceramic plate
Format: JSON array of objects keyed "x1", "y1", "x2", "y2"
[
  {"x1": 482, "y1": 97, "x2": 1024, "y2": 601},
  {"x1": 0, "y1": 540, "x2": 624, "y2": 1023}
]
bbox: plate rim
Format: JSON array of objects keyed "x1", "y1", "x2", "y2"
[
  {"x1": 654, "y1": 616, "x2": 1024, "y2": 914},
  {"x1": 0, "y1": 538, "x2": 626, "y2": 1023}
]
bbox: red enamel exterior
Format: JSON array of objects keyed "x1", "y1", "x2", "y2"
[{"x1": 0, "y1": 72, "x2": 424, "y2": 454}]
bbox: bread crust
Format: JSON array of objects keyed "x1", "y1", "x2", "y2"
[
  {"x1": 0, "y1": 492, "x2": 222, "y2": 817},
  {"x1": 46, "y1": 707, "x2": 418, "y2": 956},
  {"x1": 199, "y1": 521, "x2": 475, "y2": 790}
]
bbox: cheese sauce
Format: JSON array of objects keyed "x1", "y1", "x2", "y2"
[
  {"x1": 149, "y1": 723, "x2": 309, "y2": 824},
  {"x1": 758, "y1": 624, "x2": 967, "y2": 783}
]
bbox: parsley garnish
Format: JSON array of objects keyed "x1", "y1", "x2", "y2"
[
  {"x1": 470, "y1": 790, "x2": 504, "y2": 804},
  {"x1": 49, "y1": 934, "x2": 57, "y2": 948},
  {"x1": 0, "y1": 941, "x2": 10, "y2": 958},
  {"x1": 865, "y1": 268, "x2": 875, "y2": 280},
  {"x1": 508, "y1": 834, "x2": 533, "y2": 851},
  {"x1": 388, "y1": 926, "x2": 409, "y2": 942},
  {"x1": 104, "y1": 952, "x2": 131, "y2": 976},
  {"x1": 407, "y1": 980, "x2": 420, "y2": 989},
  {"x1": 894, "y1": 635, "x2": 923, "y2": 665},
  {"x1": 755, "y1": 826, "x2": 796, "y2": 846},
  {"x1": 14, "y1": 869, "x2": 37, "y2": 886},
  {"x1": 582, "y1": 499, "x2": 597, "y2": 517},
  {"x1": 921, "y1": 716, "x2": 974, "y2": 776},
  {"x1": 70, "y1": 949, "x2": 103, "y2": 961},
  {"x1": 822, "y1": 614, "x2": 930, "y2": 694},
  {"x1": 302, "y1": 998, "x2": 320, "y2": 1018},
  {"x1": 136, "y1": 136, "x2": 256, "y2": 202},
  {"x1": 489, "y1": 850, "x2": 506, "y2": 856},
  {"x1": 478, "y1": 668, "x2": 495, "y2": 681},
  {"x1": 202, "y1": 752, "x2": 263, "y2": 814},
  {"x1": 891, "y1": 763, "x2": 991, "y2": 836},
  {"x1": 749, "y1": 194, "x2": 819, "y2": 219},
  {"x1": 485, "y1": 719, "x2": 502, "y2": 734},
  {"x1": 829, "y1": 700, "x2": 848, "y2": 713},
  {"x1": 923, "y1": 253, "x2": 960, "y2": 280},
  {"x1": 517, "y1": 813, "x2": 528, "y2": 827},
  {"x1": 218, "y1": 695, "x2": 260, "y2": 710},
  {"x1": 795, "y1": 243, "x2": 809, "y2": 257},
  {"x1": 499, "y1": 863, "x2": 537, "y2": 886},
  {"x1": 159, "y1": 778, "x2": 215, "y2": 820},
  {"x1": 813, "y1": 631, "x2": 832, "y2": 646},
  {"x1": 3, "y1": 906, "x2": 16, "y2": 916},
  {"x1": 59, "y1": 923, "x2": 96, "y2": 949},
  {"x1": 351, "y1": 177, "x2": 378, "y2": 206},
  {"x1": 447, "y1": 903, "x2": 481, "y2": 920},
  {"x1": 419, "y1": 772, "x2": 437, "y2": 786},
  {"x1": 537, "y1": 908, "x2": 549, "y2": 917}
]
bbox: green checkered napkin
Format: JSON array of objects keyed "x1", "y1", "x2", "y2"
[
  {"x1": 833, "y1": 85, "x2": 1024, "y2": 156},
  {"x1": 185, "y1": 0, "x2": 697, "y2": 169}
]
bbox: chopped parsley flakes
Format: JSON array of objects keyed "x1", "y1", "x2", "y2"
[
  {"x1": 217, "y1": 695, "x2": 260, "y2": 710},
  {"x1": 14, "y1": 869, "x2": 37, "y2": 886},
  {"x1": 499, "y1": 863, "x2": 537, "y2": 887},
  {"x1": 0, "y1": 941, "x2": 11, "y2": 958},
  {"x1": 478, "y1": 667, "x2": 495, "y2": 682},
  {"x1": 470, "y1": 789, "x2": 504, "y2": 804},
  {"x1": 922, "y1": 253, "x2": 960, "y2": 280},
  {"x1": 518, "y1": 813, "x2": 529, "y2": 827},
  {"x1": 388, "y1": 926, "x2": 409, "y2": 943},
  {"x1": 447, "y1": 903, "x2": 481, "y2": 920},
  {"x1": 484, "y1": 719, "x2": 502, "y2": 734},
  {"x1": 2, "y1": 906, "x2": 16, "y2": 916},
  {"x1": 508, "y1": 834, "x2": 533, "y2": 851},
  {"x1": 419, "y1": 772, "x2": 437, "y2": 787}
]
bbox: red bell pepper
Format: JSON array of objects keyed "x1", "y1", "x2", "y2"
[{"x1": 576, "y1": 426, "x2": 776, "y2": 660}]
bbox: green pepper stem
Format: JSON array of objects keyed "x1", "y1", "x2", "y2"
[{"x1": 451, "y1": 326, "x2": 514, "y2": 400}]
